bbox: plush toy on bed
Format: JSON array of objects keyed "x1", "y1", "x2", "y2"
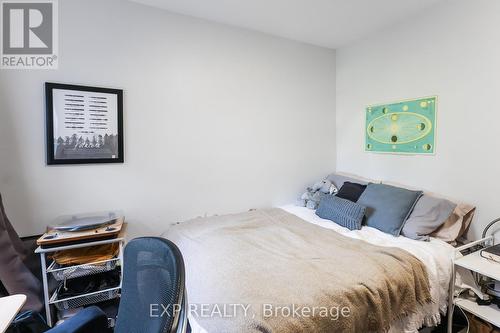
[{"x1": 297, "y1": 179, "x2": 338, "y2": 209}]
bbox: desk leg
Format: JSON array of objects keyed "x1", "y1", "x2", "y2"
[
  {"x1": 447, "y1": 260, "x2": 455, "y2": 333},
  {"x1": 40, "y1": 253, "x2": 52, "y2": 327}
]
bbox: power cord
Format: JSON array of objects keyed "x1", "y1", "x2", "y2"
[
  {"x1": 452, "y1": 289, "x2": 470, "y2": 333},
  {"x1": 482, "y1": 217, "x2": 500, "y2": 239},
  {"x1": 455, "y1": 304, "x2": 470, "y2": 333}
]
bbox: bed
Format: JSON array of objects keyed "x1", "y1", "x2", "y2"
[{"x1": 163, "y1": 204, "x2": 455, "y2": 333}]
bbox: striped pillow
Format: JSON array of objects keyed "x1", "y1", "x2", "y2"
[{"x1": 316, "y1": 195, "x2": 366, "y2": 230}]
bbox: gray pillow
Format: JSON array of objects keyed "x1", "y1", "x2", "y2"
[
  {"x1": 401, "y1": 195, "x2": 457, "y2": 241},
  {"x1": 326, "y1": 173, "x2": 369, "y2": 189},
  {"x1": 316, "y1": 195, "x2": 366, "y2": 230},
  {"x1": 357, "y1": 183, "x2": 423, "y2": 236}
]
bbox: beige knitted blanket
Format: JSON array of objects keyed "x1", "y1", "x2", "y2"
[{"x1": 164, "y1": 208, "x2": 431, "y2": 333}]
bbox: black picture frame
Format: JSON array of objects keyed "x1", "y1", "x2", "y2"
[{"x1": 45, "y1": 82, "x2": 124, "y2": 165}]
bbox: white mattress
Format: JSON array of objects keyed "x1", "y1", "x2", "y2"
[{"x1": 187, "y1": 205, "x2": 455, "y2": 333}]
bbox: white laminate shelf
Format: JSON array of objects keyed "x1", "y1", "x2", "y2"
[
  {"x1": 455, "y1": 297, "x2": 500, "y2": 328},
  {"x1": 455, "y1": 251, "x2": 500, "y2": 281},
  {"x1": 452, "y1": 243, "x2": 500, "y2": 330}
]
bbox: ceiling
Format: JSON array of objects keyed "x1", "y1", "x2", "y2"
[{"x1": 129, "y1": 0, "x2": 446, "y2": 49}]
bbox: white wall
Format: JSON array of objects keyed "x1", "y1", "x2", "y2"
[
  {"x1": 0, "y1": 0, "x2": 336, "y2": 237},
  {"x1": 336, "y1": 0, "x2": 500, "y2": 239}
]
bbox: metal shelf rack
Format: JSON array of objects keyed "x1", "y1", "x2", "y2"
[{"x1": 35, "y1": 227, "x2": 126, "y2": 327}]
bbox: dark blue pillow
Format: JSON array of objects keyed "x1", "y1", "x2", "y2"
[
  {"x1": 336, "y1": 182, "x2": 367, "y2": 202},
  {"x1": 316, "y1": 195, "x2": 366, "y2": 230},
  {"x1": 357, "y1": 183, "x2": 423, "y2": 236}
]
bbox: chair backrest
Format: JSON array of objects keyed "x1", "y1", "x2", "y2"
[{"x1": 115, "y1": 237, "x2": 186, "y2": 333}]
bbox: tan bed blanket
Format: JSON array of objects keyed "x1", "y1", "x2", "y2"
[{"x1": 164, "y1": 208, "x2": 431, "y2": 333}]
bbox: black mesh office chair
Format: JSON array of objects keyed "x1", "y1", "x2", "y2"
[{"x1": 48, "y1": 237, "x2": 188, "y2": 333}]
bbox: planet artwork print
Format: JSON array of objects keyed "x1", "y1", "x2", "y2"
[{"x1": 365, "y1": 97, "x2": 436, "y2": 154}]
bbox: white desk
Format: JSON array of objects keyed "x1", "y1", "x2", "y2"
[
  {"x1": 454, "y1": 245, "x2": 500, "y2": 329},
  {"x1": 447, "y1": 236, "x2": 500, "y2": 333},
  {"x1": 0, "y1": 294, "x2": 26, "y2": 333}
]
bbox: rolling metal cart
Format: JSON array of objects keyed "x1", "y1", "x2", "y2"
[{"x1": 35, "y1": 228, "x2": 126, "y2": 327}]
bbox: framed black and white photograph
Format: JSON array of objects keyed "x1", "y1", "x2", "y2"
[{"x1": 45, "y1": 83, "x2": 124, "y2": 165}]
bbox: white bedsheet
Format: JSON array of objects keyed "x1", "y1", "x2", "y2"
[{"x1": 187, "y1": 205, "x2": 455, "y2": 333}]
